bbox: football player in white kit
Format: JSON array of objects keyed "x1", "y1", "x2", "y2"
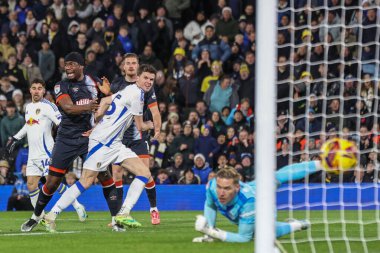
[
  {"x1": 42, "y1": 65, "x2": 157, "y2": 232},
  {"x1": 6, "y1": 79, "x2": 87, "y2": 231}
]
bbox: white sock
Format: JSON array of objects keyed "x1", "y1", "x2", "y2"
[
  {"x1": 71, "y1": 199, "x2": 81, "y2": 209},
  {"x1": 51, "y1": 184, "x2": 83, "y2": 215},
  {"x1": 29, "y1": 188, "x2": 45, "y2": 218},
  {"x1": 150, "y1": 207, "x2": 158, "y2": 213},
  {"x1": 118, "y1": 177, "x2": 146, "y2": 215},
  {"x1": 112, "y1": 216, "x2": 116, "y2": 226}
]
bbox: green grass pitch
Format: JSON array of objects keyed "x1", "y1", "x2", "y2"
[{"x1": 0, "y1": 211, "x2": 378, "y2": 253}]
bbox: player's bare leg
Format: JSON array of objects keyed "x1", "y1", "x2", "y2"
[
  {"x1": 44, "y1": 169, "x2": 99, "y2": 232},
  {"x1": 21, "y1": 174, "x2": 63, "y2": 232},
  {"x1": 98, "y1": 170, "x2": 125, "y2": 231},
  {"x1": 116, "y1": 157, "x2": 151, "y2": 228}
]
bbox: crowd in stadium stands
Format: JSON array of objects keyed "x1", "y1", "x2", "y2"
[{"x1": 0, "y1": 0, "x2": 379, "y2": 192}]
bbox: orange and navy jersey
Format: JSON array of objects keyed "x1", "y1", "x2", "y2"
[
  {"x1": 110, "y1": 77, "x2": 157, "y2": 143},
  {"x1": 54, "y1": 75, "x2": 99, "y2": 138}
]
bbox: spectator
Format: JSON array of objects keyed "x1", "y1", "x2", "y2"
[
  {"x1": 194, "y1": 124, "x2": 220, "y2": 164},
  {"x1": 192, "y1": 153, "x2": 212, "y2": 184},
  {"x1": 155, "y1": 169, "x2": 172, "y2": 185},
  {"x1": 319, "y1": 10, "x2": 341, "y2": 43},
  {"x1": 48, "y1": 19, "x2": 68, "y2": 60},
  {"x1": 137, "y1": 6, "x2": 158, "y2": 54},
  {"x1": 178, "y1": 61, "x2": 199, "y2": 108},
  {"x1": 12, "y1": 89, "x2": 24, "y2": 114},
  {"x1": 191, "y1": 25, "x2": 231, "y2": 63},
  {"x1": 7, "y1": 165, "x2": 32, "y2": 211},
  {"x1": 150, "y1": 131, "x2": 168, "y2": 168},
  {"x1": 237, "y1": 63, "x2": 254, "y2": 107},
  {"x1": 214, "y1": 153, "x2": 228, "y2": 171},
  {"x1": 215, "y1": 7, "x2": 239, "y2": 43},
  {"x1": 168, "y1": 120, "x2": 195, "y2": 167},
  {"x1": 168, "y1": 47, "x2": 186, "y2": 80},
  {"x1": 38, "y1": 40, "x2": 55, "y2": 83},
  {"x1": 0, "y1": 34, "x2": 16, "y2": 61},
  {"x1": 153, "y1": 17, "x2": 172, "y2": 65},
  {"x1": 178, "y1": 168, "x2": 201, "y2": 184},
  {"x1": 0, "y1": 160, "x2": 15, "y2": 185},
  {"x1": 194, "y1": 100, "x2": 209, "y2": 126},
  {"x1": 65, "y1": 172, "x2": 77, "y2": 186},
  {"x1": 117, "y1": 25, "x2": 133, "y2": 54},
  {"x1": 163, "y1": 0, "x2": 190, "y2": 30},
  {"x1": 166, "y1": 152, "x2": 186, "y2": 183},
  {"x1": 200, "y1": 60, "x2": 222, "y2": 94},
  {"x1": 184, "y1": 10, "x2": 206, "y2": 46},
  {"x1": 0, "y1": 75, "x2": 15, "y2": 101},
  {"x1": 139, "y1": 44, "x2": 164, "y2": 71},
  {"x1": 20, "y1": 53, "x2": 43, "y2": 86},
  {"x1": 2, "y1": 54, "x2": 27, "y2": 92},
  {"x1": 0, "y1": 101, "x2": 24, "y2": 147},
  {"x1": 204, "y1": 75, "x2": 239, "y2": 113}
]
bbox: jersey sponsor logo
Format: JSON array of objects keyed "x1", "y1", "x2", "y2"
[
  {"x1": 152, "y1": 93, "x2": 156, "y2": 99},
  {"x1": 54, "y1": 85, "x2": 60, "y2": 94},
  {"x1": 36, "y1": 108, "x2": 41, "y2": 115},
  {"x1": 27, "y1": 117, "x2": 39, "y2": 125},
  {"x1": 76, "y1": 99, "x2": 91, "y2": 105}
]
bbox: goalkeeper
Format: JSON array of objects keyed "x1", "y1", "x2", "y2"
[{"x1": 193, "y1": 161, "x2": 323, "y2": 242}]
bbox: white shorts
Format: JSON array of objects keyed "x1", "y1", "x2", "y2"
[
  {"x1": 83, "y1": 140, "x2": 138, "y2": 172},
  {"x1": 26, "y1": 158, "x2": 50, "y2": 177}
]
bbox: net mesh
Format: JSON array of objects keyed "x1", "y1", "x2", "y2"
[{"x1": 275, "y1": 1, "x2": 380, "y2": 252}]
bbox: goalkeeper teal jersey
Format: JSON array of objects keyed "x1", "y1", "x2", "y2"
[{"x1": 206, "y1": 178, "x2": 256, "y2": 225}]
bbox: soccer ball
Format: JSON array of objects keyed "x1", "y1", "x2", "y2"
[{"x1": 320, "y1": 138, "x2": 358, "y2": 174}]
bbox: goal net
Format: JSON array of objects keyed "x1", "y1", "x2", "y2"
[{"x1": 275, "y1": 1, "x2": 380, "y2": 252}]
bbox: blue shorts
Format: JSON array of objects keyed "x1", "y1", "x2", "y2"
[{"x1": 49, "y1": 136, "x2": 88, "y2": 177}]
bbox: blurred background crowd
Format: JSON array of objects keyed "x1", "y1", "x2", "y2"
[{"x1": 0, "y1": 0, "x2": 380, "y2": 205}]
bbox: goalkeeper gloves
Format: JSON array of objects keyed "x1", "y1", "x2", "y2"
[
  {"x1": 5, "y1": 136, "x2": 18, "y2": 155},
  {"x1": 194, "y1": 215, "x2": 227, "y2": 241},
  {"x1": 192, "y1": 235, "x2": 214, "y2": 243}
]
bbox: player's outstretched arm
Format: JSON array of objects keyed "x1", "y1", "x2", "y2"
[
  {"x1": 194, "y1": 215, "x2": 253, "y2": 243},
  {"x1": 58, "y1": 95, "x2": 99, "y2": 115},
  {"x1": 149, "y1": 104, "x2": 161, "y2": 139},
  {"x1": 94, "y1": 96, "x2": 112, "y2": 122},
  {"x1": 6, "y1": 124, "x2": 27, "y2": 155},
  {"x1": 275, "y1": 161, "x2": 322, "y2": 186},
  {"x1": 134, "y1": 115, "x2": 154, "y2": 132}
]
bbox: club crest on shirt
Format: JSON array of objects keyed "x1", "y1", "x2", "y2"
[
  {"x1": 54, "y1": 85, "x2": 60, "y2": 94},
  {"x1": 72, "y1": 87, "x2": 79, "y2": 92},
  {"x1": 36, "y1": 108, "x2": 40, "y2": 115}
]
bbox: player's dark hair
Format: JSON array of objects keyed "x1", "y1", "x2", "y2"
[
  {"x1": 216, "y1": 168, "x2": 240, "y2": 185},
  {"x1": 137, "y1": 64, "x2": 157, "y2": 76},
  {"x1": 122, "y1": 53, "x2": 139, "y2": 63},
  {"x1": 30, "y1": 78, "x2": 46, "y2": 88}
]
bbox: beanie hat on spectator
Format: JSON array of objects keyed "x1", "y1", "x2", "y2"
[
  {"x1": 0, "y1": 95, "x2": 6, "y2": 101},
  {"x1": 222, "y1": 7, "x2": 232, "y2": 14},
  {"x1": 168, "y1": 112, "x2": 179, "y2": 121},
  {"x1": 201, "y1": 124, "x2": 212, "y2": 134},
  {"x1": 12, "y1": 89, "x2": 23, "y2": 99},
  {"x1": 174, "y1": 152, "x2": 183, "y2": 160},
  {"x1": 194, "y1": 153, "x2": 206, "y2": 163},
  {"x1": 0, "y1": 160, "x2": 9, "y2": 168},
  {"x1": 300, "y1": 71, "x2": 313, "y2": 80},
  {"x1": 183, "y1": 120, "x2": 192, "y2": 127},
  {"x1": 211, "y1": 60, "x2": 222, "y2": 68},
  {"x1": 301, "y1": 29, "x2": 313, "y2": 40},
  {"x1": 240, "y1": 63, "x2": 250, "y2": 74},
  {"x1": 173, "y1": 47, "x2": 185, "y2": 57},
  {"x1": 64, "y1": 52, "x2": 85, "y2": 66},
  {"x1": 239, "y1": 15, "x2": 247, "y2": 23},
  {"x1": 241, "y1": 153, "x2": 252, "y2": 161}
]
